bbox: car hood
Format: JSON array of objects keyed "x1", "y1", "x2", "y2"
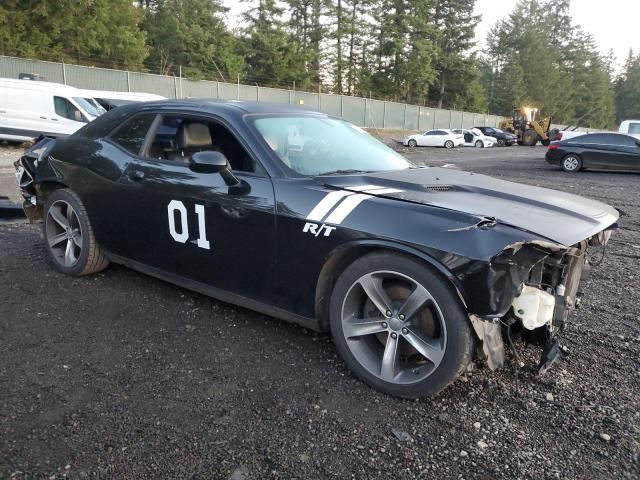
[{"x1": 319, "y1": 167, "x2": 619, "y2": 246}]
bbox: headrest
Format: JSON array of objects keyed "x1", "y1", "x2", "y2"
[{"x1": 177, "y1": 122, "x2": 212, "y2": 149}]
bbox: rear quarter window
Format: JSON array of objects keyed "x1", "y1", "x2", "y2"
[{"x1": 108, "y1": 113, "x2": 157, "y2": 155}]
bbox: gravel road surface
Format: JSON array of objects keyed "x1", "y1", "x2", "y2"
[{"x1": 1, "y1": 143, "x2": 638, "y2": 479}]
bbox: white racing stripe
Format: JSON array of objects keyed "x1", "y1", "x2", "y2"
[
  {"x1": 305, "y1": 186, "x2": 404, "y2": 226},
  {"x1": 323, "y1": 193, "x2": 372, "y2": 225},
  {"x1": 306, "y1": 190, "x2": 354, "y2": 222}
]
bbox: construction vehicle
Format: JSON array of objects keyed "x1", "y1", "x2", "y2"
[{"x1": 499, "y1": 106, "x2": 560, "y2": 146}]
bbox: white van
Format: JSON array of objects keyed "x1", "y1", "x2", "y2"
[
  {"x1": 79, "y1": 89, "x2": 165, "y2": 111},
  {"x1": 0, "y1": 78, "x2": 104, "y2": 142},
  {"x1": 619, "y1": 120, "x2": 640, "y2": 139}
]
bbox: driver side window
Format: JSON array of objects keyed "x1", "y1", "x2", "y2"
[
  {"x1": 54, "y1": 96, "x2": 84, "y2": 122},
  {"x1": 144, "y1": 115, "x2": 263, "y2": 174}
]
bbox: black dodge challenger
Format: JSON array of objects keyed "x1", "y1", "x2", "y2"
[{"x1": 14, "y1": 100, "x2": 619, "y2": 398}]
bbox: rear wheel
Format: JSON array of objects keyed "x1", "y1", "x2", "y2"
[
  {"x1": 43, "y1": 189, "x2": 109, "y2": 276},
  {"x1": 497, "y1": 139, "x2": 505, "y2": 147},
  {"x1": 522, "y1": 129, "x2": 539, "y2": 146},
  {"x1": 444, "y1": 140, "x2": 454, "y2": 149},
  {"x1": 329, "y1": 253, "x2": 474, "y2": 398},
  {"x1": 561, "y1": 154, "x2": 582, "y2": 172},
  {"x1": 408, "y1": 139, "x2": 417, "y2": 147}
]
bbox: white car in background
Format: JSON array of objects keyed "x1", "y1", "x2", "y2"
[
  {"x1": 79, "y1": 89, "x2": 166, "y2": 111},
  {"x1": 404, "y1": 129, "x2": 465, "y2": 148},
  {"x1": 619, "y1": 119, "x2": 640, "y2": 139},
  {"x1": 452, "y1": 128, "x2": 497, "y2": 148}
]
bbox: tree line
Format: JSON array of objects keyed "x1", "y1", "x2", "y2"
[{"x1": 0, "y1": 0, "x2": 638, "y2": 128}]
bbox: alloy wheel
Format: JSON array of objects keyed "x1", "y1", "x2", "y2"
[
  {"x1": 45, "y1": 200, "x2": 83, "y2": 267},
  {"x1": 340, "y1": 270, "x2": 447, "y2": 385},
  {"x1": 563, "y1": 156, "x2": 580, "y2": 171}
]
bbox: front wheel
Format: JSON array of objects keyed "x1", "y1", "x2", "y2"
[
  {"x1": 474, "y1": 140, "x2": 483, "y2": 148},
  {"x1": 561, "y1": 154, "x2": 582, "y2": 172},
  {"x1": 43, "y1": 189, "x2": 109, "y2": 276},
  {"x1": 444, "y1": 140, "x2": 454, "y2": 149},
  {"x1": 407, "y1": 139, "x2": 417, "y2": 147},
  {"x1": 329, "y1": 253, "x2": 474, "y2": 398},
  {"x1": 522, "y1": 129, "x2": 539, "y2": 146}
]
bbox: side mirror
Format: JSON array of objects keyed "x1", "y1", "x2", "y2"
[
  {"x1": 190, "y1": 151, "x2": 240, "y2": 186},
  {"x1": 73, "y1": 110, "x2": 86, "y2": 122}
]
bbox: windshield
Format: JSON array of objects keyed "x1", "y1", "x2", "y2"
[
  {"x1": 252, "y1": 116, "x2": 411, "y2": 176},
  {"x1": 73, "y1": 97, "x2": 104, "y2": 118},
  {"x1": 85, "y1": 98, "x2": 107, "y2": 115}
]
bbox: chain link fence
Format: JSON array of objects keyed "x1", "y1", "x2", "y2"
[{"x1": 1, "y1": 55, "x2": 506, "y2": 130}]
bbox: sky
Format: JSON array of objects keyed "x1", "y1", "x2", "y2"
[{"x1": 474, "y1": 0, "x2": 639, "y2": 69}]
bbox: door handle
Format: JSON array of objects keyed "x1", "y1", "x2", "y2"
[
  {"x1": 40, "y1": 116, "x2": 47, "y2": 119},
  {"x1": 129, "y1": 170, "x2": 145, "y2": 181}
]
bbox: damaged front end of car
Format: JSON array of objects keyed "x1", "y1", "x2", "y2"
[
  {"x1": 466, "y1": 228, "x2": 615, "y2": 373},
  {"x1": 14, "y1": 136, "x2": 59, "y2": 222}
]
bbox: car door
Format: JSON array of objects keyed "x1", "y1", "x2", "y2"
[
  {"x1": 49, "y1": 96, "x2": 89, "y2": 135},
  {"x1": 117, "y1": 112, "x2": 277, "y2": 304},
  {"x1": 611, "y1": 135, "x2": 640, "y2": 171},
  {"x1": 575, "y1": 135, "x2": 616, "y2": 169},
  {"x1": 422, "y1": 131, "x2": 439, "y2": 146}
]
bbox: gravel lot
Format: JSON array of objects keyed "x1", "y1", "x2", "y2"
[{"x1": 1, "y1": 142, "x2": 638, "y2": 479}]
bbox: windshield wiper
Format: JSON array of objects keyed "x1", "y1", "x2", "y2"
[{"x1": 317, "y1": 169, "x2": 371, "y2": 176}]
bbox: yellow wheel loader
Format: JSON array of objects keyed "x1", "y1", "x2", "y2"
[{"x1": 499, "y1": 107, "x2": 560, "y2": 146}]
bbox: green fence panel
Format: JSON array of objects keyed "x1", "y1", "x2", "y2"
[
  {"x1": 218, "y1": 82, "x2": 238, "y2": 100},
  {"x1": 366, "y1": 99, "x2": 385, "y2": 129},
  {"x1": 238, "y1": 85, "x2": 258, "y2": 101},
  {"x1": 384, "y1": 102, "x2": 405, "y2": 129},
  {"x1": 449, "y1": 111, "x2": 464, "y2": 130},
  {"x1": 258, "y1": 87, "x2": 290, "y2": 104},
  {"x1": 319, "y1": 93, "x2": 341, "y2": 117},
  {"x1": 433, "y1": 109, "x2": 451, "y2": 129},
  {"x1": 405, "y1": 105, "x2": 420, "y2": 130},
  {"x1": 419, "y1": 107, "x2": 435, "y2": 131},
  {"x1": 65, "y1": 65, "x2": 128, "y2": 91},
  {"x1": 128, "y1": 72, "x2": 176, "y2": 98},
  {"x1": 293, "y1": 91, "x2": 319, "y2": 109},
  {"x1": 0, "y1": 56, "x2": 64, "y2": 83},
  {"x1": 182, "y1": 79, "x2": 217, "y2": 98},
  {"x1": 341, "y1": 96, "x2": 366, "y2": 127}
]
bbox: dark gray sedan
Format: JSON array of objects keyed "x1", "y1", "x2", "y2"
[{"x1": 546, "y1": 133, "x2": 640, "y2": 172}]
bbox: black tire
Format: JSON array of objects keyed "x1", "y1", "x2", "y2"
[
  {"x1": 43, "y1": 189, "x2": 109, "y2": 276},
  {"x1": 561, "y1": 154, "x2": 582, "y2": 173},
  {"x1": 329, "y1": 252, "x2": 474, "y2": 398},
  {"x1": 444, "y1": 140, "x2": 454, "y2": 149},
  {"x1": 408, "y1": 139, "x2": 417, "y2": 147},
  {"x1": 522, "y1": 129, "x2": 539, "y2": 146},
  {"x1": 474, "y1": 140, "x2": 484, "y2": 148},
  {"x1": 497, "y1": 138, "x2": 505, "y2": 147}
]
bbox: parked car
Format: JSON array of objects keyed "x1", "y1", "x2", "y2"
[
  {"x1": 0, "y1": 78, "x2": 104, "y2": 142},
  {"x1": 618, "y1": 119, "x2": 640, "y2": 139},
  {"x1": 79, "y1": 89, "x2": 166, "y2": 111},
  {"x1": 451, "y1": 128, "x2": 496, "y2": 148},
  {"x1": 546, "y1": 132, "x2": 640, "y2": 172},
  {"x1": 15, "y1": 100, "x2": 618, "y2": 398},
  {"x1": 473, "y1": 126, "x2": 517, "y2": 146},
  {"x1": 404, "y1": 129, "x2": 464, "y2": 148}
]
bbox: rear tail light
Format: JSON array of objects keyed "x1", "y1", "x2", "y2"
[{"x1": 547, "y1": 144, "x2": 559, "y2": 150}]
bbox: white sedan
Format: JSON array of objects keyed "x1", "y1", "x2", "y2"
[
  {"x1": 452, "y1": 128, "x2": 497, "y2": 148},
  {"x1": 404, "y1": 129, "x2": 465, "y2": 148}
]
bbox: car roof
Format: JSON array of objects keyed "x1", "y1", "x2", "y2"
[
  {"x1": 80, "y1": 89, "x2": 166, "y2": 101},
  {"x1": 133, "y1": 98, "x2": 326, "y2": 117},
  {"x1": 0, "y1": 78, "x2": 85, "y2": 95}
]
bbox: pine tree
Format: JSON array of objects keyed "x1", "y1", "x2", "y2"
[{"x1": 142, "y1": 0, "x2": 242, "y2": 79}]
